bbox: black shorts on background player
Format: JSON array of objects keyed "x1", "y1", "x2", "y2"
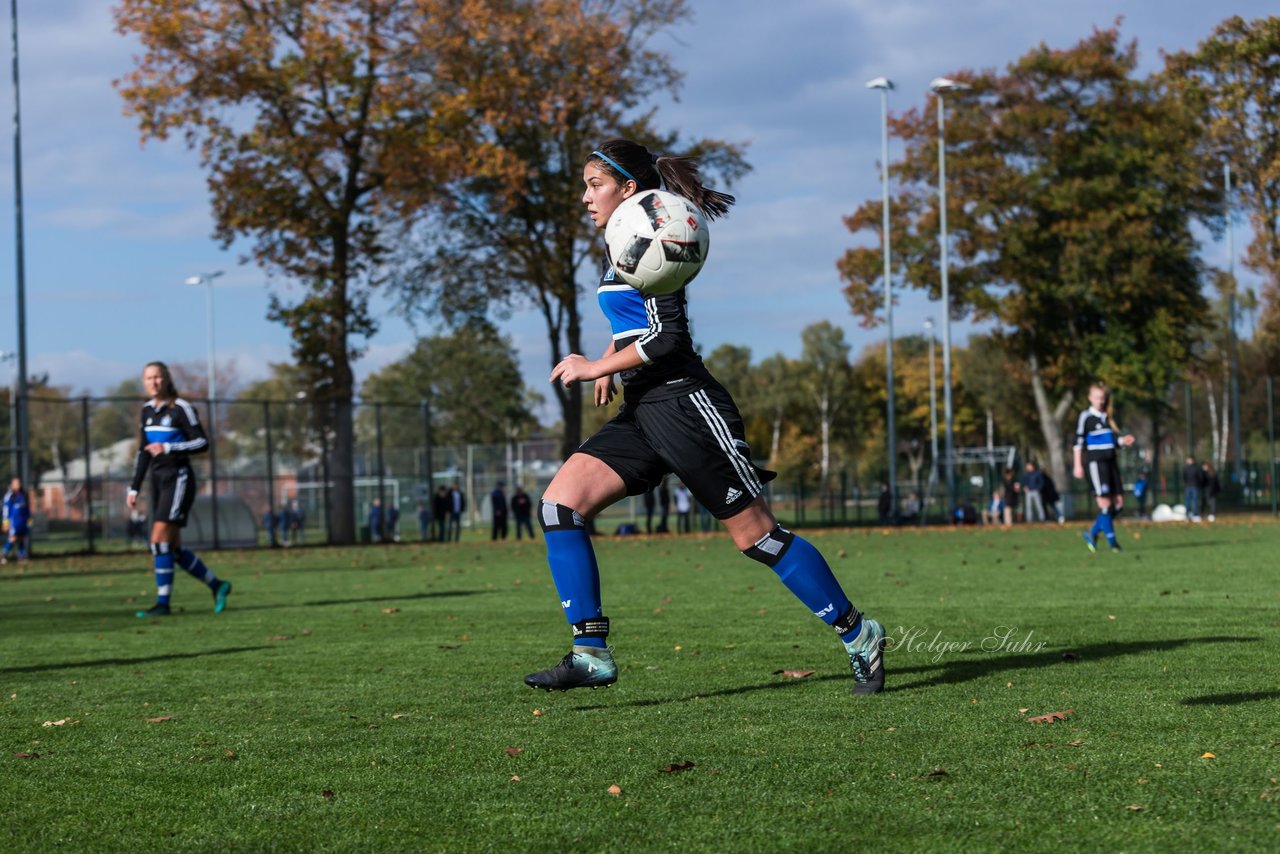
[{"x1": 151, "y1": 466, "x2": 197, "y2": 527}]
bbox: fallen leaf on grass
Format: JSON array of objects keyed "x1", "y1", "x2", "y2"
[
  {"x1": 607, "y1": 784, "x2": 622, "y2": 796},
  {"x1": 923, "y1": 768, "x2": 949, "y2": 778},
  {"x1": 773, "y1": 669, "x2": 815, "y2": 679},
  {"x1": 267, "y1": 635, "x2": 293, "y2": 641},
  {"x1": 531, "y1": 709, "x2": 542, "y2": 717},
  {"x1": 42, "y1": 719, "x2": 70, "y2": 727},
  {"x1": 381, "y1": 608, "x2": 400, "y2": 615},
  {"x1": 301, "y1": 629, "x2": 312, "y2": 637},
  {"x1": 145, "y1": 716, "x2": 174, "y2": 723},
  {"x1": 1069, "y1": 740, "x2": 1085, "y2": 747},
  {"x1": 225, "y1": 750, "x2": 237, "y2": 760},
  {"x1": 1125, "y1": 804, "x2": 1144, "y2": 812},
  {"x1": 1201, "y1": 752, "x2": 1216, "y2": 759},
  {"x1": 660, "y1": 761, "x2": 695, "y2": 773},
  {"x1": 390, "y1": 713, "x2": 408, "y2": 719},
  {"x1": 1027, "y1": 709, "x2": 1074, "y2": 724},
  {"x1": 510, "y1": 775, "x2": 521, "y2": 782},
  {"x1": 322, "y1": 789, "x2": 335, "y2": 799},
  {"x1": 505, "y1": 747, "x2": 523, "y2": 757},
  {"x1": 1018, "y1": 707, "x2": 1030, "y2": 713},
  {"x1": 13, "y1": 752, "x2": 38, "y2": 759}
]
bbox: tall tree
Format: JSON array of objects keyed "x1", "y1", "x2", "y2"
[
  {"x1": 114, "y1": 0, "x2": 504, "y2": 543},
  {"x1": 1166, "y1": 16, "x2": 1280, "y2": 369},
  {"x1": 360, "y1": 321, "x2": 538, "y2": 450},
  {"x1": 392, "y1": 0, "x2": 748, "y2": 460},
  {"x1": 838, "y1": 27, "x2": 1212, "y2": 491},
  {"x1": 798, "y1": 321, "x2": 856, "y2": 487}
]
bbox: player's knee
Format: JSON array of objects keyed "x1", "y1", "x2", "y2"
[
  {"x1": 538, "y1": 500, "x2": 585, "y2": 533},
  {"x1": 741, "y1": 524, "x2": 795, "y2": 567}
]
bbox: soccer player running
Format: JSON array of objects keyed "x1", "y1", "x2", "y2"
[
  {"x1": 523, "y1": 140, "x2": 886, "y2": 697},
  {"x1": 2, "y1": 476, "x2": 32, "y2": 563},
  {"x1": 1073, "y1": 382, "x2": 1135, "y2": 553},
  {"x1": 127, "y1": 361, "x2": 232, "y2": 617}
]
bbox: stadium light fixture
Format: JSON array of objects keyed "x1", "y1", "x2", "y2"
[
  {"x1": 867, "y1": 76, "x2": 897, "y2": 512},
  {"x1": 930, "y1": 76, "x2": 969, "y2": 513},
  {"x1": 186, "y1": 271, "x2": 225, "y2": 405}
]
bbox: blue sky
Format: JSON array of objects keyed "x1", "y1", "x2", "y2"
[{"x1": 0, "y1": 1, "x2": 1269, "y2": 413}]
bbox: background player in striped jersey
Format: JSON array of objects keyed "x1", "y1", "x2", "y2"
[
  {"x1": 523, "y1": 139, "x2": 886, "y2": 698},
  {"x1": 127, "y1": 361, "x2": 232, "y2": 617},
  {"x1": 1073, "y1": 382, "x2": 1135, "y2": 552},
  {"x1": 2, "y1": 475, "x2": 32, "y2": 563}
]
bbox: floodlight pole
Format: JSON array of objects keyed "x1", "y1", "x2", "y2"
[
  {"x1": 1224, "y1": 158, "x2": 1243, "y2": 487},
  {"x1": 931, "y1": 77, "x2": 968, "y2": 513},
  {"x1": 925, "y1": 318, "x2": 939, "y2": 524},
  {"x1": 867, "y1": 77, "x2": 897, "y2": 509},
  {"x1": 185, "y1": 271, "x2": 224, "y2": 404},
  {"x1": 10, "y1": 0, "x2": 28, "y2": 489}
]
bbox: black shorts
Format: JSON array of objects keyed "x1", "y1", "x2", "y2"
[
  {"x1": 1086, "y1": 459, "x2": 1123, "y2": 499},
  {"x1": 578, "y1": 382, "x2": 776, "y2": 519},
  {"x1": 152, "y1": 466, "x2": 196, "y2": 527}
]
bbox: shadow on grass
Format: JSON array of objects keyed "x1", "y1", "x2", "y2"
[
  {"x1": 1136, "y1": 540, "x2": 1230, "y2": 551},
  {"x1": 0, "y1": 645, "x2": 271, "y2": 675},
  {"x1": 1181, "y1": 689, "x2": 1280, "y2": 706},
  {"x1": 233, "y1": 588, "x2": 493, "y2": 610},
  {"x1": 570, "y1": 635, "x2": 1259, "y2": 709}
]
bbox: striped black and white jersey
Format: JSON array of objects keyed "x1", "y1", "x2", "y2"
[
  {"x1": 596, "y1": 258, "x2": 713, "y2": 403},
  {"x1": 1074, "y1": 407, "x2": 1120, "y2": 463},
  {"x1": 129, "y1": 398, "x2": 209, "y2": 492}
]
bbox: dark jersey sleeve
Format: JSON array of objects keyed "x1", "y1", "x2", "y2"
[
  {"x1": 634, "y1": 290, "x2": 690, "y2": 365},
  {"x1": 168, "y1": 400, "x2": 209, "y2": 456},
  {"x1": 130, "y1": 408, "x2": 151, "y2": 493}
]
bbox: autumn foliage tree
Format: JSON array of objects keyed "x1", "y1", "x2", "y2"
[
  {"x1": 114, "y1": 1, "x2": 524, "y2": 542},
  {"x1": 392, "y1": 0, "x2": 748, "y2": 460},
  {"x1": 838, "y1": 27, "x2": 1212, "y2": 492}
]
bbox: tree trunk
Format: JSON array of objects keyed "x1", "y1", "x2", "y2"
[
  {"x1": 1206, "y1": 375, "x2": 1221, "y2": 468},
  {"x1": 1028, "y1": 353, "x2": 1073, "y2": 497}
]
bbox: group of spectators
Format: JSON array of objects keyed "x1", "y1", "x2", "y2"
[
  {"x1": 1181, "y1": 456, "x2": 1223, "y2": 522},
  {"x1": 262, "y1": 500, "x2": 307, "y2": 545}
]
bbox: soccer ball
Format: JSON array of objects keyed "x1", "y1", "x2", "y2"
[{"x1": 604, "y1": 190, "x2": 709, "y2": 295}]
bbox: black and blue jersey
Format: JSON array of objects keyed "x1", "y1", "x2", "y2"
[
  {"x1": 129, "y1": 398, "x2": 208, "y2": 494},
  {"x1": 1075, "y1": 407, "x2": 1119, "y2": 463},
  {"x1": 3, "y1": 488, "x2": 30, "y2": 533},
  {"x1": 596, "y1": 259, "x2": 712, "y2": 403}
]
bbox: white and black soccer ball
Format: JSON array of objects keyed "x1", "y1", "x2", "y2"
[{"x1": 604, "y1": 190, "x2": 710, "y2": 295}]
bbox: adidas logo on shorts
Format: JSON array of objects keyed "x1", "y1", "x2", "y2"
[{"x1": 725, "y1": 487, "x2": 743, "y2": 504}]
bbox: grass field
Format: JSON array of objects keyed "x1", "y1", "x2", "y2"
[{"x1": 2, "y1": 519, "x2": 1279, "y2": 851}]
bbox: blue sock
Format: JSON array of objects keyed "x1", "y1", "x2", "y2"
[
  {"x1": 177, "y1": 548, "x2": 219, "y2": 588},
  {"x1": 1089, "y1": 514, "x2": 1103, "y2": 540},
  {"x1": 152, "y1": 542, "x2": 174, "y2": 605},
  {"x1": 16, "y1": 540, "x2": 25, "y2": 559},
  {"x1": 745, "y1": 527, "x2": 863, "y2": 643},
  {"x1": 1099, "y1": 509, "x2": 1118, "y2": 548},
  {"x1": 2, "y1": 541, "x2": 10, "y2": 558},
  {"x1": 539, "y1": 501, "x2": 606, "y2": 649}
]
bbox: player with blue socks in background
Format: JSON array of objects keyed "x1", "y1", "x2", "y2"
[
  {"x1": 2, "y1": 476, "x2": 32, "y2": 563},
  {"x1": 523, "y1": 139, "x2": 886, "y2": 698},
  {"x1": 1074, "y1": 382, "x2": 1135, "y2": 553},
  {"x1": 127, "y1": 361, "x2": 232, "y2": 617}
]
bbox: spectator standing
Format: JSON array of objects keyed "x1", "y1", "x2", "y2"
[
  {"x1": 388, "y1": 504, "x2": 401, "y2": 542},
  {"x1": 981, "y1": 490, "x2": 1004, "y2": 526},
  {"x1": 433, "y1": 486, "x2": 449, "y2": 541},
  {"x1": 448, "y1": 482, "x2": 466, "y2": 541},
  {"x1": 1133, "y1": 471, "x2": 1149, "y2": 519},
  {"x1": 1202, "y1": 462, "x2": 1221, "y2": 522},
  {"x1": 262, "y1": 509, "x2": 277, "y2": 546},
  {"x1": 368, "y1": 498, "x2": 384, "y2": 543},
  {"x1": 643, "y1": 485, "x2": 656, "y2": 534},
  {"x1": 877, "y1": 482, "x2": 894, "y2": 526},
  {"x1": 1183, "y1": 456, "x2": 1203, "y2": 521},
  {"x1": 656, "y1": 477, "x2": 671, "y2": 533},
  {"x1": 511, "y1": 485, "x2": 534, "y2": 540},
  {"x1": 1042, "y1": 472, "x2": 1064, "y2": 523},
  {"x1": 673, "y1": 482, "x2": 692, "y2": 533},
  {"x1": 1023, "y1": 462, "x2": 1045, "y2": 523},
  {"x1": 290, "y1": 499, "x2": 305, "y2": 544},
  {"x1": 1000, "y1": 467, "x2": 1019, "y2": 525},
  {"x1": 417, "y1": 501, "x2": 430, "y2": 541},
  {"x1": 491, "y1": 481, "x2": 509, "y2": 540}
]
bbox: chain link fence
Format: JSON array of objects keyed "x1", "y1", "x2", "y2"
[{"x1": 13, "y1": 378, "x2": 1280, "y2": 554}]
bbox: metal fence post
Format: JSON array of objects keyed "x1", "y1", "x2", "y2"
[
  {"x1": 81, "y1": 396, "x2": 93, "y2": 553},
  {"x1": 320, "y1": 402, "x2": 333, "y2": 545},
  {"x1": 206, "y1": 395, "x2": 220, "y2": 548},
  {"x1": 375, "y1": 402, "x2": 386, "y2": 543},
  {"x1": 1269, "y1": 376, "x2": 1276, "y2": 517},
  {"x1": 263, "y1": 400, "x2": 276, "y2": 546}
]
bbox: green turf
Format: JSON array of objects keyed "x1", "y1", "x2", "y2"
[{"x1": 2, "y1": 520, "x2": 1278, "y2": 851}]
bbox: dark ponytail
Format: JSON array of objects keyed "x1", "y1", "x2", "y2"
[{"x1": 588, "y1": 139, "x2": 736, "y2": 220}]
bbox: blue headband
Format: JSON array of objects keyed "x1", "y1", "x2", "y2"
[{"x1": 591, "y1": 150, "x2": 638, "y2": 185}]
